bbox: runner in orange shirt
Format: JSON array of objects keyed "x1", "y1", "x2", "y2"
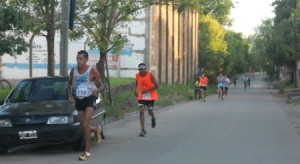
[
  {"x1": 134, "y1": 63, "x2": 159, "y2": 137},
  {"x1": 199, "y1": 73, "x2": 209, "y2": 102}
]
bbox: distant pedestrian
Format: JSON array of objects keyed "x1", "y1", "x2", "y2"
[
  {"x1": 233, "y1": 76, "x2": 237, "y2": 87},
  {"x1": 243, "y1": 75, "x2": 248, "y2": 89},
  {"x1": 224, "y1": 75, "x2": 230, "y2": 98},
  {"x1": 134, "y1": 63, "x2": 159, "y2": 137},
  {"x1": 248, "y1": 76, "x2": 251, "y2": 88}
]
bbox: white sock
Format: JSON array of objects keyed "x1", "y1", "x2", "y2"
[{"x1": 86, "y1": 152, "x2": 91, "y2": 156}]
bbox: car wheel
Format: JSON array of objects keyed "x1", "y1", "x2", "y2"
[
  {"x1": 100, "y1": 116, "x2": 106, "y2": 139},
  {"x1": 71, "y1": 133, "x2": 85, "y2": 151},
  {"x1": 0, "y1": 145, "x2": 8, "y2": 154}
]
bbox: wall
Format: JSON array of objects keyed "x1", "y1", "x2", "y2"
[
  {"x1": 149, "y1": 5, "x2": 198, "y2": 85},
  {"x1": 0, "y1": 5, "x2": 199, "y2": 86}
]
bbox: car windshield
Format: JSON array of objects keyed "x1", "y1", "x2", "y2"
[{"x1": 7, "y1": 78, "x2": 69, "y2": 103}]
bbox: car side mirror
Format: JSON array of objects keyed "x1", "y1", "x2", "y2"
[{"x1": 0, "y1": 99, "x2": 4, "y2": 106}]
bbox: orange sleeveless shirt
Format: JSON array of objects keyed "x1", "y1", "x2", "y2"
[
  {"x1": 199, "y1": 77, "x2": 208, "y2": 87},
  {"x1": 136, "y1": 71, "x2": 158, "y2": 100}
]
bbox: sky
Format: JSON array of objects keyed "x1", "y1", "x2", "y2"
[{"x1": 229, "y1": 0, "x2": 275, "y2": 36}]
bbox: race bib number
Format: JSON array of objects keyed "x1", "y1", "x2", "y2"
[
  {"x1": 142, "y1": 92, "x2": 151, "y2": 99},
  {"x1": 76, "y1": 86, "x2": 88, "y2": 97},
  {"x1": 202, "y1": 84, "x2": 205, "y2": 86}
]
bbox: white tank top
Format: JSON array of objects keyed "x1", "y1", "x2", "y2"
[{"x1": 72, "y1": 66, "x2": 97, "y2": 99}]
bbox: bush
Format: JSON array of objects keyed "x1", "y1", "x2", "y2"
[{"x1": 279, "y1": 82, "x2": 295, "y2": 94}]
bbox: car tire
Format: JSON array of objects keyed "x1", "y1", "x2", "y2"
[
  {"x1": 71, "y1": 133, "x2": 85, "y2": 151},
  {"x1": 100, "y1": 116, "x2": 106, "y2": 139},
  {"x1": 0, "y1": 145, "x2": 8, "y2": 154}
]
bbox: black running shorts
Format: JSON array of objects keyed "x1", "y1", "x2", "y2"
[
  {"x1": 200, "y1": 86, "x2": 207, "y2": 90},
  {"x1": 75, "y1": 95, "x2": 97, "y2": 111},
  {"x1": 138, "y1": 100, "x2": 155, "y2": 110}
]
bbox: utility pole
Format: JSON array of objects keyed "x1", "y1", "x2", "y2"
[{"x1": 60, "y1": 0, "x2": 70, "y2": 76}]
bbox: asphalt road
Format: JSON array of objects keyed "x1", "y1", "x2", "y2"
[{"x1": 3, "y1": 74, "x2": 300, "y2": 164}]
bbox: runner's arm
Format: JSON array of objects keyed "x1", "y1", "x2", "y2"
[
  {"x1": 134, "y1": 79, "x2": 138, "y2": 97},
  {"x1": 142, "y1": 73, "x2": 159, "y2": 93},
  {"x1": 92, "y1": 68, "x2": 104, "y2": 92},
  {"x1": 68, "y1": 68, "x2": 74, "y2": 103}
]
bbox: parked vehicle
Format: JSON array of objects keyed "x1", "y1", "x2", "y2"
[{"x1": 0, "y1": 76, "x2": 106, "y2": 154}]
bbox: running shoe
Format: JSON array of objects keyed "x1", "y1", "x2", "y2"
[
  {"x1": 95, "y1": 126, "x2": 102, "y2": 144},
  {"x1": 139, "y1": 129, "x2": 147, "y2": 137},
  {"x1": 204, "y1": 99, "x2": 206, "y2": 102},
  {"x1": 78, "y1": 152, "x2": 91, "y2": 161},
  {"x1": 151, "y1": 117, "x2": 156, "y2": 128}
]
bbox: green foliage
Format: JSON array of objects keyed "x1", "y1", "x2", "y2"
[
  {"x1": 157, "y1": 83, "x2": 193, "y2": 96},
  {"x1": 251, "y1": 0, "x2": 300, "y2": 80},
  {"x1": 200, "y1": 0, "x2": 233, "y2": 26},
  {"x1": 223, "y1": 31, "x2": 249, "y2": 76},
  {"x1": 11, "y1": 0, "x2": 61, "y2": 76},
  {"x1": 279, "y1": 81, "x2": 295, "y2": 94},
  {"x1": 0, "y1": 89, "x2": 11, "y2": 100},
  {"x1": 104, "y1": 91, "x2": 134, "y2": 117},
  {"x1": 0, "y1": 1, "x2": 29, "y2": 55},
  {"x1": 175, "y1": 0, "x2": 233, "y2": 25},
  {"x1": 109, "y1": 77, "x2": 135, "y2": 86},
  {"x1": 198, "y1": 14, "x2": 227, "y2": 78},
  {"x1": 104, "y1": 82, "x2": 198, "y2": 118}
]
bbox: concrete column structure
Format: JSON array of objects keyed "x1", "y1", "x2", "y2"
[{"x1": 149, "y1": 4, "x2": 198, "y2": 85}]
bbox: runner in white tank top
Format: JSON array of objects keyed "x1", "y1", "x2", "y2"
[
  {"x1": 72, "y1": 66, "x2": 97, "y2": 100},
  {"x1": 67, "y1": 50, "x2": 104, "y2": 161}
]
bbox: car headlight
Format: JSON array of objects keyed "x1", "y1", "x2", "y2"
[
  {"x1": 47, "y1": 116, "x2": 73, "y2": 124},
  {"x1": 0, "y1": 119, "x2": 12, "y2": 127}
]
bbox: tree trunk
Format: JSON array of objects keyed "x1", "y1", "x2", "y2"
[
  {"x1": 46, "y1": 1, "x2": 56, "y2": 77},
  {"x1": 46, "y1": 28, "x2": 55, "y2": 76},
  {"x1": 96, "y1": 51, "x2": 106, "y2": 85}
]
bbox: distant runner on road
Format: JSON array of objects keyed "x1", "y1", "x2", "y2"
[
  {"x1": 199, "y1": 73, "x2": 209, "y2": 102},
  {"x1": 134, "y1": 63, "x2": 159, "y2": 137},
  {"x1": 224, "y1": 75, "x2": 230, "y2": 98},
  {"x1": 216, "y1": 73, "x2": 224, "y2": 101}
]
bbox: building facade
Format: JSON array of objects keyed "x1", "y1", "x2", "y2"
[{"x1": 0, "y1": 5, "x2": 198, "y2": 85}]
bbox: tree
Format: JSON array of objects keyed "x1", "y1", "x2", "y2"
[
  {"x1": 198, "y1": 14, "x2": 227, "y2": 80},
  {"x1": 0, "y1": 0, "x2": 29, "y2": 56},
  {"x1": 200, "y1": 0, "x2": 233, "y2": 26},
  {"x1": 11, "y1": 0, "x2": 61, "y2": 76},
  {"x1": 252, "y1": 0, "x2": 299, "y2": 80},
  {"x1": 70, "y1": 0, "x2": 233, "y2": 83},
  {"x1": 70, "y1": 0, "x2": 149, "y2": 83},
  {"x1": 223, "y1": 31, "x2": 248, "y2": 76}
]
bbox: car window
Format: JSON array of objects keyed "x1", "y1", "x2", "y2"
[
  {"x1": 7, "y1": 78, "x2": 68, "y2": 102},
  {"x1": 8, "y1": 80, "x2": 33, "y2": 102}
]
